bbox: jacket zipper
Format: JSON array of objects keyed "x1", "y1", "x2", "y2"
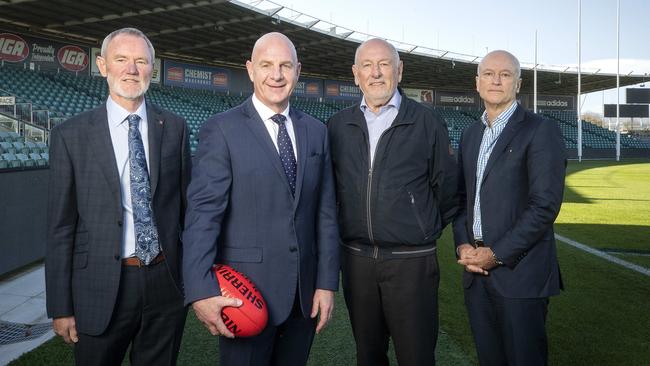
[{"x1": 367, "y1": 127, "x2": 393, "y2": 259}]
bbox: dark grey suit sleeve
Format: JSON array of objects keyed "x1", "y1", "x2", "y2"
[
  {"x1": 182, "y1": 118, "x2": 231, "y2": 305},
  {"x1": 492, "y1": 119, "x2": 566, "y2": 267},
  {"x1": 180, "y1": 119, "x2": 192, "y2": 226},
  {"x1": 45, "y1": 126, "x2": 77, "y2": 318},
  {"x1": 315, "y1": 131, "x2": 340, "y2": 291}
]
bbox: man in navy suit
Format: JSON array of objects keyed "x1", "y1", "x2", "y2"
[
  {"x1": 46, "y1": 28, "x2": 189, "y2": 365},
  {"x1": 182, "y1": 32, "x2": 340, "y2": 366},
  {"x1": 453, "y1": 50, "x2": 566, "y2": 366}
]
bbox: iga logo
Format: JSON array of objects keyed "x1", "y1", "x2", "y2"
[
  {"x1": 0, "y1": 33, "x2": 29, "y2": 62},
  {"x1": 57, "y1": 45, "x2": 88, "y2": 71}
]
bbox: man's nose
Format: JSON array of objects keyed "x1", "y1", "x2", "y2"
[
  {"x1": 125, "y1": 61, "x2": 138, "y2": 74},
  {"x1": 370, "y1": 64, "x2": 382, "y2": 78},
  {"x1": 270, "y1": 65, "x2": 283, "y2": 80}
]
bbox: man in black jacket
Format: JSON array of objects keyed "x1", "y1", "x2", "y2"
[{"x1": 328, "y1": 38, "x2": 457, "y2": 366}]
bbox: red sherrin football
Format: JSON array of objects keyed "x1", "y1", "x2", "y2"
[{"x1": 213, "y1": 264, "x2": 268, "y2": 337}]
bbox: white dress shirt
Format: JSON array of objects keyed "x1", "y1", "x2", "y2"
[
  {"x1": 106, "y1": 96, "x2": 150, "y2": 258},
  {"x1": 251, "y1": 94, "x2": 298, "y2": 158}
]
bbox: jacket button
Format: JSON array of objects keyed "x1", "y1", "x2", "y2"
[
  {"x1": 289, "y1": 246, "x2": 297, "y2": 253},
  {"x1": 114, "y1": 254, "x2": 121, "y2": 261},
  {"x1": 117, "y1": 220, "x2": 123, "y2": 227}
]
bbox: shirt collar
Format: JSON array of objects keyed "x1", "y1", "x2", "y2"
[
  {"x1": 106, "y1": 96, "x2": 147, "y2": 129},
  {"x1": 360, "y1": 89, "x2": 402, "y2": 114},
  {"x1": 481, "y1": 100, "x2": 518, "y2": 129},
  {"x1": 252, "y1": 93, "x2": 290, "y2": 122}
]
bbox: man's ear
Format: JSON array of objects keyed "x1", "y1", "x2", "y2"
[{"x1": 96, "y1": 56, "x2": 107, "y2": 77}]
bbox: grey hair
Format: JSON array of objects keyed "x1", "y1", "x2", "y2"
[
  {"x1": 100, "y1": 27, "x2": 155, "y2": 60},
  {"x1": 477, "y1": 50, "x2": 521, "y2": 78},
  {"x1": 354, "y1": 38, "x2": 400, "y2": 65}
]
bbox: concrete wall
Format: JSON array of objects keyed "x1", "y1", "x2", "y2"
[{"x1": 0, "y1": 168, "x2": 48, "y2": 276}]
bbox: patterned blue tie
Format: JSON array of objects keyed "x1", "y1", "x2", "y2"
[
  {"x1": 127, "y1": 114, "x2": 160, "y2": 265},
  {"x1": 271, "y1": 114, "x2": 297, "y2": 195}
]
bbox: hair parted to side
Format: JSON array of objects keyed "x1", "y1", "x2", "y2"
[{"x1": 100, "y1": 27, "x2": 155, "y2": 60}]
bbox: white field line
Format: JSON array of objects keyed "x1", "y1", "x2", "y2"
[{"x1": 555, "y1": 234, "x2": 650, "y2": 277}]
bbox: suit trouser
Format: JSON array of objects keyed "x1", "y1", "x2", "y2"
[
  {"x1": 464, "y1": 275, "x2": 549, "y2": 366},
  {"x1": 219, "y1": 291, "x2": 317, "y2": 366},
  {"x1": 74, "y1": 260, "x2": 187, "y2": 366},
  {"x1": 342, "y1": 251, "x2": 440, "y2": 366}
]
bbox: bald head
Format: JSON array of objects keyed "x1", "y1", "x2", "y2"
[
  {"x1": 355, "y1": 38, "x2": 400, "y2": 66},
  {"x1": 251, "y1": 32, "x2": 298, "y2": 64},
  {"x1": 478, "y1": 50, "x2": 521, "y2": 78},
  {"x1": 246, "y1": 32, "x2": 301, "y2": 113}
]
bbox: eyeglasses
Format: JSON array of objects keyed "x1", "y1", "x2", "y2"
[{"x1": 478, "y1": 71, "x2": 515, "y2": 81}]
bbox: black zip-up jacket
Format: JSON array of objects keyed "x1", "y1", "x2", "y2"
[{"x1": 328, "y1": 91, "x2": 457, "y2": 257}]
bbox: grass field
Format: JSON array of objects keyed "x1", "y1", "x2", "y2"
[{"x1": 10, "y1": 159, "x2": 650, "y2": 365}]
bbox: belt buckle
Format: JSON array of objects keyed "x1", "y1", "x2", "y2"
[{"x1": 474, "y1": 240, "x2": 485, "y2": 248}]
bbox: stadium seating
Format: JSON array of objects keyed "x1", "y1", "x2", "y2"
[
  {"x1": 1, "y1": 65, "x2": 648, "y2": 170},
  {"x1": 1, "y1": 153, "x2": 22, "y2": 168}
]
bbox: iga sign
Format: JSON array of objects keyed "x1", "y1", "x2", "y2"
[
  {"x1": 58, "y1": 45, "x2": 89, "y2": 72},
  {"x1": 0, "y1": 33, "x2": 29, "y2": 62},
  {"x1": 164, "y1": 60, "x2": 230, "y2": 91},
  {"x1": 0, "y1": 32, "x2": 89, "y2": 74}
]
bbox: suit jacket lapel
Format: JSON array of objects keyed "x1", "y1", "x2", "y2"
[
  {"x1": 146, "y1": 103, "x2": 163, "y2": 197},
  {"x1": 88, "y1": 105, "x2": 122, "y2": 209},
  {"x1": 291, "y1": 108, "x2": 307, "y2": 205},
  {"x1": 481, "y1": 105, "x2": 525, "y2": 185},
  {"x1": 241, "y1": 98, "x2": 294, "y2": 196}
]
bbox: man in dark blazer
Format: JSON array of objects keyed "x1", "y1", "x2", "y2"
[
  {"x1": 45, "y1": 28, "x2": 190, "y2": 365},
  {"x1": 453, "y1": 50, "x2": 566, "y2": 366},
  {"x1": 182, "y1": 32, "x2": 339, "y2": 366}
]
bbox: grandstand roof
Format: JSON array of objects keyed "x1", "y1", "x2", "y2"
[{"x1": 0, "y1": 0, "x2": 644, "y2": 95}]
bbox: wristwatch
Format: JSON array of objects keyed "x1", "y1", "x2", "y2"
[{"x1": 491, "y1": 250, "x2": 504, "y2": 266}]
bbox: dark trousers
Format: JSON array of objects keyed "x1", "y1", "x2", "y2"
[
  {"x1": 74, "y1": 260, "x2": 187, "y2": 366},
  {"x1": 342, "y1": 251, "x2": 440, "y2": 366},
  {"x1": 219, "y1": 293, "x2": 317, "y2": 366},
  {"x1": 464, "y1": 275, "x2": 549, "y2": 366}
]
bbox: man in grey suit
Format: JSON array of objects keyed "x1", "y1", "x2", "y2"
[
  {"x1": 45, "y1": 28, "x2": 190, "y2": 365},
  {"x1": 182, "y1": 32, "x2": 340, "y2": 365}
]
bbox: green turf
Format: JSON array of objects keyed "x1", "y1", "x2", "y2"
[
  {"x1": 557, "y1": 159, "x2": 650, "y2": 251},
  {"x1": 611, "y1": 253, "x2": 650, "y2": 268},
  {"x1": 10, "y1": 159, "x2": 650, "y2": 365}
]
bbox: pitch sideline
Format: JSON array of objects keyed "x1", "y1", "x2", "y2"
[{"x1": 555, "y1": 233, "x2": 650, "y2": 277}]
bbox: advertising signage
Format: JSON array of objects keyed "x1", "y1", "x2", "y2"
[
  {"x1": 403, "y1": 88, "x2": 433, "y2": 104},
  {"x1": 0, "y1": 32, "x2": 89, "y2": 74},
  {"x1": 435, "y1": 90, "x2": 480, "y2": 108},
  {"x1": 163, "y1": 60, "x2": 230, "y2": 91},
  {"x1": 536, "y1": 95, "x2": 574, "y2": 110},
  {"x1": 324, "y1": 80, "x2": 361, "y2": 100},
  {"x1": 604, "y1": 104, "x2": 649, "y2": 118},
  {"x1": 626, "y1": 88, "x2": 650, "y2": 104},
  {"x1": 293, "y1": 78, "x2": 323, "y2": 97}
]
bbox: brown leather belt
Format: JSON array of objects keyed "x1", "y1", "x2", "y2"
[
  {"x1": 122, "y1": 253, "x2": 165, "y2": 267},
  {"x1": 474, "y1": 240, "x2": 485, "y2": 247}
]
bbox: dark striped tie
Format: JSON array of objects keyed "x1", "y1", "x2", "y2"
[{"x1": 270, "y1": 114, "x2": 297, "y2": 195}]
